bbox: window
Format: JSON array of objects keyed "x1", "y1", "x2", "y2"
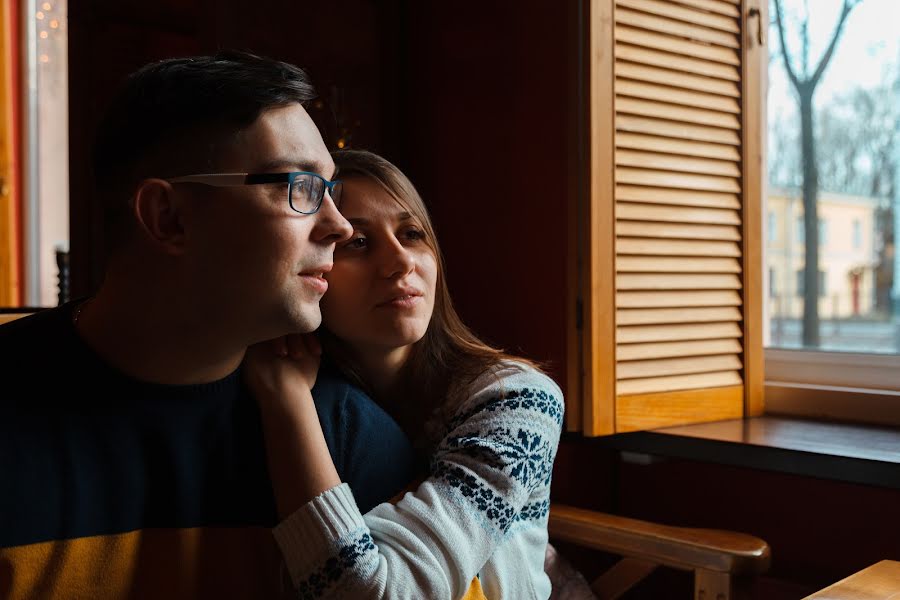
[
  {"x1": 0, "y1": 0, "x2": 69, "y2": 308},
  {"x1": 766, "y1": 0, "x2": 900, "y2": 400},
  {"x1": 573, "y1": 0, "x2": 898, "y2": 436},
  {"x1": 768, "y1": 211, "x2": 777, "y2": 242}
]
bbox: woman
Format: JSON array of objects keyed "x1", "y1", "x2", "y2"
[{"x1": 246, "y1": 150, "x2": 564, "y2": 599}]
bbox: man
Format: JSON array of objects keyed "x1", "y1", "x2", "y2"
[{"x1": 0, "y1": 51, "x2": 415, "y2": 599}]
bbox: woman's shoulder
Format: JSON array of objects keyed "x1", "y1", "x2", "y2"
[{"x1": 450, "y1": 360, "x2": 564, "y2": 430}]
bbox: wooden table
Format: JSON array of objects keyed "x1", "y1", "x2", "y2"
[{"x1": 804, "y1": 561, "x2": 900, "y2": 599}]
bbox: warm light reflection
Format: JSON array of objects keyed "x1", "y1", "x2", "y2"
[{"x1": 36, "y1": 11, "x2": 45, "y2": 19}]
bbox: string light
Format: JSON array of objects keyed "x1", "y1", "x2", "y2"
[
  {"x1": 36, "y1": 11, "x2": 45, "y2": 19},
  {"x1": 43, "y1": 2, "x2": 52, "y2": 10},
  {"x1": 40, "y1": 54, "x2": 49, "y2": 63},
  {"x1": 40, "y1": 31, "x2": 48, "y2": 39},
  {"x1": 50, "y1": 20, "x2": 58, "y2": 28},
  {"x1": 337, "y1": 138, "x2": 346, "y2": 149}
]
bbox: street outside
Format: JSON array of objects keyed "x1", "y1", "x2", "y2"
[{"x1": 768, "y1": 317, "x2": 900, "y2": 354}]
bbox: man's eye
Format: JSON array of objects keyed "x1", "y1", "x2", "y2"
[{"x1": 346, "y1": 236, "x2": 367, "y2": 249}]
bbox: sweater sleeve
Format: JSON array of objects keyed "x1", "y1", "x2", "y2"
[{"x1": 273, "y1": 363, "x2": 564, "y2": 600}]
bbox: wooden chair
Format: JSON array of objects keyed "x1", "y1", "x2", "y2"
[
  {"x1": 0, "y1": 309, "x2": 39, "y2": 325},
  {"x1": 548, "y1": 504, "x2": 770, "y2": 600}
]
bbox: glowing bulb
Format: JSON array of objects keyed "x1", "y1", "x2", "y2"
[
  {"x1": 40, "y1": 54, "x2": 49, "y2": 63},
  {"x1": 42, "y1": 2, "x2": 51, "y2": 10},
  {"x1": 40, "y1": 31, "x2": 48, "y2": 39},
  {"x1": 337, "y1": 139, "x2": 346, "y2": 149},
  {"x1": 50, "y1": 20, "x2": 59, "y2": 28},
  {"x1": 36, "y1": 11, "x2": 44, "y2": 19}
]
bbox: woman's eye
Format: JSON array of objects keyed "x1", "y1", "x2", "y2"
[
  {"x1": 345, "y1": 236, "x2": 367, "y2": 249},
  {"x1": 404, "y1": 228, "x2": 426, "y2": 242}
]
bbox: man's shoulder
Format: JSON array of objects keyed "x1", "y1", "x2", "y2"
[{"x1": 311, "y1": 370, "x2": 395, "y2": 428}]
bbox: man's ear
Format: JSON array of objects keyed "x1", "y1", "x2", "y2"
[{"x1": 132, "y1": 178, "x2": 186, "y2": 255}]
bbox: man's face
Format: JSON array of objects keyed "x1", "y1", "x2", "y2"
[{"x1": 180, "y1": 103, "x2": 352, "y2": 343}]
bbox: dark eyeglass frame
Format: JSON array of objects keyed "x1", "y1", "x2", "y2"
[{"x1": 165, "y1": 171, "x2": 342, "y2": 215}]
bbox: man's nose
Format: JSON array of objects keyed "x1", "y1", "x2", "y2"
[{"x1": 312, "y1": 191, "x2": 352, "y2": 244}]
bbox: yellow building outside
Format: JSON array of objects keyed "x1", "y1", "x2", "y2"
[{"x1": 767, "y1": 187, "x2": 879, "y2": 320}]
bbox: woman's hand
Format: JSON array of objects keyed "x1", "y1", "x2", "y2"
[
  {"x1": 244, "y1": 333, "x2": 322, "y2": 401},
  {"x1": 244, "y1": 333, "x2": 342, "y2": 518}
]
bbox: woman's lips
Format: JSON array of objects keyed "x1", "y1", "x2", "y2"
[{"x1": 377, "y1": 293, "x2": 423, "y2": 309}]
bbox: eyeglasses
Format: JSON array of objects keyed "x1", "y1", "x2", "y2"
[{"x1": 165, "y1": 171, "x2": 342, "y2": 215}]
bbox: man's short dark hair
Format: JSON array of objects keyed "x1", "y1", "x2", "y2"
[{"x1": 92, "y1": 50, "x2": 317, "y2": 253}]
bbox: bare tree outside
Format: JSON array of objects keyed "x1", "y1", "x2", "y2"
[{"x1": 772, "y1": 0, "x2": 862, "y2": 347}]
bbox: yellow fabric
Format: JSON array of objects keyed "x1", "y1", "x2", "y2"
[
  {"x1": 460, "y1": 576, "x2": 489, "y2": 600},
  {"x1": 0, "y1": 527, "x2": 292, "y2": 600}
]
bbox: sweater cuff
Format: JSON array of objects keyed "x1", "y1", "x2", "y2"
[{"x1": 273, "y1": 483, "x2": 366, "y2": 585}]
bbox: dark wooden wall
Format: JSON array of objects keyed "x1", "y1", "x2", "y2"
[{"x1": 67, "y1": 2, "x2": 899, "y2": 597}]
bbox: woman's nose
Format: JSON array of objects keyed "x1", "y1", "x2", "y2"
[{"x1": 379, "y1": 240, "x2": 415, "y2": 279}]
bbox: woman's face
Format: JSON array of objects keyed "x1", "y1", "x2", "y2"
[{"x1": 322, "y1": 176, "x2": 438, "y2": 356}]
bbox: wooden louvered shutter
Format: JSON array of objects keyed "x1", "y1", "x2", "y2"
[{"x1": 568, "y1": 0, "x2": 765, "y2": 435}]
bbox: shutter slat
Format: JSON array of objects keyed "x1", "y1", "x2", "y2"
[
  {"x1": 617, "y1": 256, "x2": 742, "y2": 273},
  {"x1": 617, "y1": 114, "x2": 740, "y2": 144},
  {"x1": 617, "y1": 371, "x2": 742, "y2": 395},
  {"x1": 618, "y1": 221, "x2": 741, "y2": 241},
  {"x1": 617, "y1": 290, "x2": 743, "y2": 307},
  {"x1": 617, "y1": 80, "x2": 741, "y2": 113},
  {"x1": 617, "y1": 97, "x2": 740, "y2": 129},
  {"x1": 617, "y1": 306, "x2": 742, "y2": 325},
  {"x1": 617, "y1": 202, "x2": 741, "y2": 225},
  {"x1": 618, "y1": 322, "x2": 742, "y2": 343},
  {"x1": 617, "y1": 273, "x2": 742, "y2": 290},
  {"x1": 617, "y1": 167, "x2": 741, "y2": 193},
  {"x1": 617, "y1": 238, "x2": 741, "y2": 256},
  {"x1": 615, "y1": 7, "x2": 740, "y2": 49},
  {"x1": 616, "y1": 44, "x2": 740, "y2": 81},
  {"x1": 616, "y1": 185, "x2": 740, "y2": 209},
  {"x1": 617, "y1": 133, "x2": 740, "y2": 161},
  {"x1": 618, "y1": 0, "x2": 740, "y2": 34},
  {"x1": 618, "y1": 354, "x2": 742, "y2": 379},
  {"x1": 616, "y1": 149, "x2": 740, "y2": 177},
  {"x1": 669, "y1": 0, "x2": 741, "y2": 18},
  {"x1": 616, "y1": 25, "x2": 740, "y2": 66},
  {"x1": 617, "y1": 338, "x2": 743, "y2": 361},
  {"x1": 616, "y1": 62, "x2": 740, "y2": 98}
]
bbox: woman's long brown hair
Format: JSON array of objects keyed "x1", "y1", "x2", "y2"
[{"x1": 324, "y1": 150, "x2": 541, "y2": 451}]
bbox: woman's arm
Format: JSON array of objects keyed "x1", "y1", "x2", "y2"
[
  {"x1": 245, "y1": 335, "x2": 341, "y2": 519},
  {"x1": 272, "y1": 363, "x2": 564, "y2": 599}
]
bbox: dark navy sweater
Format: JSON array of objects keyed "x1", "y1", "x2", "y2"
[{"x1": 0, "y1": 304, "x2": 416, "y2": 599}]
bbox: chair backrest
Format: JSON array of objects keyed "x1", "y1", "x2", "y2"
[{"x1": 0, "y1": 310, "x2": 37, "y2": 325}]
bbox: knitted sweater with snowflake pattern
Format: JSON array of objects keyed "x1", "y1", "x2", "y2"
[{"x1": 273, "y1": 361, "x2": 564, "y2": 600}]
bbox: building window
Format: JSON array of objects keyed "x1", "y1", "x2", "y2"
[
  {"x1": 853, "y1": 219, "x2": 862, "y2": 249},
  {"x1": 768, "y1": 211, "x2": 777, "y2": 243}
]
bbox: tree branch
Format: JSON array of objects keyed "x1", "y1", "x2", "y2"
[
  {"x1": 811, "y1": 0, "x2": 860, "y2": 85},
  {"x1": 773, "y1": 0, "x2": 801, "y2": 90}
]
